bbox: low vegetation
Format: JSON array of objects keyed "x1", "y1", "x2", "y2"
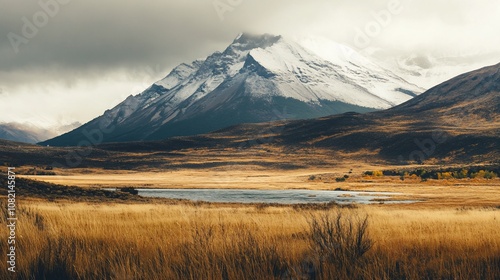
[
  {"x1": 364, "y1": 166, "x2": 499, "y2": 181},
  {"x1": 0, "y1": 177, "x2": 143, "y2": 202},
  {"x1": 118, "y1": 187, "x2": 139, "y2": 195},
  {"x1": 0, "y1": 201, "x2": 498, "y2": 279},
  {"x1": 18, "y1": 166, "x2": 56, "y2": 176}
]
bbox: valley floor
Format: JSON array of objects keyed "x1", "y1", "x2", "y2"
[
  {"x1": 22, "y1": 166, "x2": 500, "y2": 208},
  {"x1": 3, "y1": 162, "x2": 500, "y2": 279}
]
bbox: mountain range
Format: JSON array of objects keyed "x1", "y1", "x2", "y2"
[
  {"x1": 42, "y1": 33, "x2": 422, "y2": 146},
  {"x1": 0, "y1": 123, "x2": 49, "y2": 144},
  {"x1": 1, "y1": 63, "x2": 498, "y2": 167}
]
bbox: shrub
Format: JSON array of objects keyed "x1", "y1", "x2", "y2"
[
  {"x1": 364, "y1": 170, "x2": 383, "y2": 177},
  {"x1": 119, "y1": 187, "x2": 139, "y2": 195},
  {"x1": 472, "y1": 170, "x2": 498, "y2": 179},
  {"x1": 438, "y1": 172, "x2": 453, "y2": 180},
  {"x1": 25, "y1": 168, "x2": 56, "y2": 176},
  {"x1": 383, "y1": 170, "x2": 399, "y2": 176},
  {"x1": 414, "y1": 168, "x2": 427, "y2": 177},
  {"x1": 485, "y1": 171, "x2": 498, "y2": 179},
  {"x1": 452, "y1": 169, "x2": 469, "y2": 179},
  {"x1": 307, "y1": 211, "x2": 372, "y2": 278}
]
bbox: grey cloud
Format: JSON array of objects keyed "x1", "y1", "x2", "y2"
[
  {"x1": 0, "y1": 0, "x2": 499, "y2": 89},
  {"x1": 1, "y1": 1, "x2": 228, "y2": 71}
]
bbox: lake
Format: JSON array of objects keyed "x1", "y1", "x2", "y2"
[{"x1": 116, "y1": 188, "x2": 416, "y2": 204}]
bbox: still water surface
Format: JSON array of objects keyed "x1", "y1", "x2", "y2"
[{"x1": 130, "y1": 188, "x2": 414, "y2": 204}]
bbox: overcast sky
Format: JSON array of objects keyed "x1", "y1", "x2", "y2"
[{"x1": 1, "y1": 0, "x2": 499, "y2": 128}]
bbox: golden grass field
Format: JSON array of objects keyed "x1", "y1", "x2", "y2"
[
  {"x1": 2, "y1": 162, "x2": 500, "y2": 279},
  {"x1": 0, "y1": 199, "x2": 499, "y2": 279}
]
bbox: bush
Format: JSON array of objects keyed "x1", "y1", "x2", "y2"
[
  {"x1": 119, "y1": 187, "x2": 139, "y2": 195},
  {"x1": 308, "y1": 211, "x2": 372, "y2": 278},
  {"x1": 383, "y1": 170, "x2": 399, "y2": 176},
  {"x1": 364, "y1": 170, "x2": 383, "y2": 177},
  {"x1": 471, "y1": 170, "x2": 498, "y2": 179},
  {"x1": 485, "y1": 171, "x2": 498, "y2": 179},
  {"x1": 437, "y1": 172, "x2": 454, "y2": 180},
  {"x1": 456, "y1": 169, "x2": 469, "y2": 179}
]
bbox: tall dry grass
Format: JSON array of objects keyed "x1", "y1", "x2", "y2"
[{"x1": 0, "y1": 201, "x2": 499, "y2": 279}]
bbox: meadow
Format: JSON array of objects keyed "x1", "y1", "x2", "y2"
[
  {"x1": 2, "y1": 161, "x2": 499, "y2": 279},
  {"x1": 0, "y1": 198, "x2": 499, "y2": 280}
]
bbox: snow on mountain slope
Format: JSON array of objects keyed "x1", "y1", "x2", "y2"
[
  {"x1": 298, "y1": 36, "x2": 380, "y2": 70},
  {"x1": 142, "y1": 34, "x2": 283, "y2": 125},
  {"x1": 246, "y1": 39, "x2": 421, "y2": 108},
  {"x1": 155, "y1": 61, "x2": 203, "y2": 90},
  {"x1": 42, "y1": 33, "x2": 423, "y2": 146},
  {"x1": 298, "y1": 37, "x2": 422, "y2": 105}
]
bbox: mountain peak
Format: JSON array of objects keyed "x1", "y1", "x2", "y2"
[{"x1": 231, "y1": 33, "x2": 282, "y2": 49}]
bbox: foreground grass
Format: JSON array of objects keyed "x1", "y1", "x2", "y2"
[{"x1": 0, "y1": 201, "x2": 499, "y2": 279}]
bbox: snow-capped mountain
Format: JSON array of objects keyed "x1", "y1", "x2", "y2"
[{"x1": 42, "y1": 33, "x2": 423, "y2": 146}]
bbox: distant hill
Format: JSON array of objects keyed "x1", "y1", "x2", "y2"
[
  {"x1": 0, "y1": 123, "x2": 54, "y2": 143},
  {"x1": 0, "y1": 122, "x2": 81, "y2": 144},
  {"x1": 388, "y1": 61, "x2": 500, "y2": 121}
]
